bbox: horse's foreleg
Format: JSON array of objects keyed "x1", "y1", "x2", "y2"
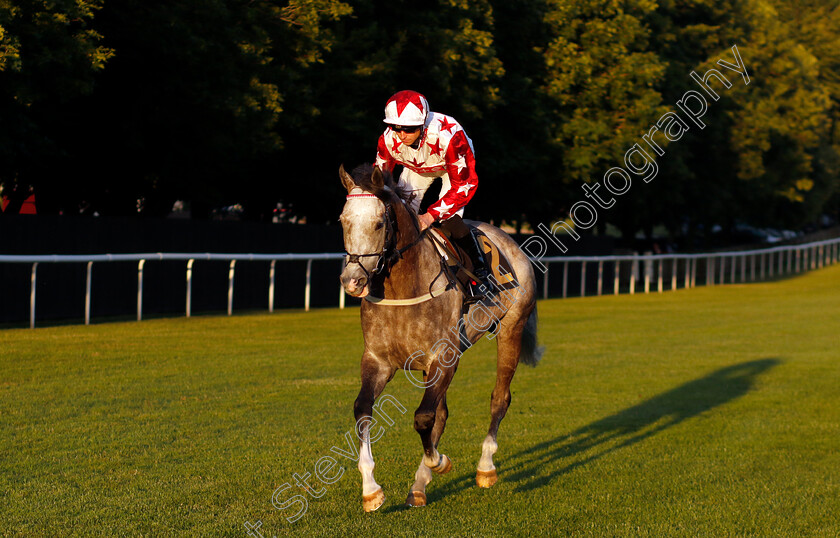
[
  {"x1": 407, "y1": 366, "x2": 454, "y2": 507},
  {"x1": 407, "y1": 394, "x2": 449, "y2": 506},
  {"x1": 477, "y1": 314, "x2": 528, "y2": 488},
  {"x1": 354, "y1": 355, "x2": 391, "y2": 512}
]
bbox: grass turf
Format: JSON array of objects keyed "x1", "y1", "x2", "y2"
[{"x1": 1, "y1": 265, "x2": 839, "y2": 536}]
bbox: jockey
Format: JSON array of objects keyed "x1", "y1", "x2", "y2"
[{"x1": 374, "y1": 90, "x2": 490, "y2": 294}]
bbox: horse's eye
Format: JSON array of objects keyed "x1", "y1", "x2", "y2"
[{"x1": 374, "y1": 221, "x2": 384, "y2": 230}]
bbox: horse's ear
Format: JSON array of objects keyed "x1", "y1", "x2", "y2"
[
  {"x1": 371, "y1": 166, "x2": 385, "y2": 192},
  {"x1": 339, "y1": 164, "x2": 355, "y2": 193}
]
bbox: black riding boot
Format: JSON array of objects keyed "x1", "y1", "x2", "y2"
[{"x1": 454, "y1": 229, "x2": 492, "y2": 298}]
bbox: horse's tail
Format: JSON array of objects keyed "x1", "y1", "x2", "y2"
[{"x1": 519, "y1": 305, "x2": 544, "y2": 367}]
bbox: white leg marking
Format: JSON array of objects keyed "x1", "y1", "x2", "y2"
[
  {"x1": 411, "y1": 456, "x2": 433, "y2": 494},
  {"x1": 358, "y1": 432, "x2": 381, "y2": 496},
  {"x1": 477, "y1": 434, "x2": 498, "y2": 472}
]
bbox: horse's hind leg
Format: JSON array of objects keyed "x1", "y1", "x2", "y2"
[
  {"x1": 477, "y1": 313, "x2": 528, "y2": 488},
  {"x1": 407, "y1": 393, "x2": 449, "y2": 507}
]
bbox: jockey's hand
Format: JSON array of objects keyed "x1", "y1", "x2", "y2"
[{"x1": 418, "y1": 212, "x2": 435, "y2": 231}]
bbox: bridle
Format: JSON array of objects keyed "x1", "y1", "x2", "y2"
[{"x1": 343, "y1": 192, "x2": 425, "y2": 281}]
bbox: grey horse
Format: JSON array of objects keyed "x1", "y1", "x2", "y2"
[{"x1": 338, "y1": 164, "x2": 543, "y2": 511}]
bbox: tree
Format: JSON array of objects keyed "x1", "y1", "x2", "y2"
[
  {"x1": 0, "y1": 0, "x2": 112, "y2": 184},
  {"x1": 536, "y1": 0, "x2": 669, "y2": 241}
]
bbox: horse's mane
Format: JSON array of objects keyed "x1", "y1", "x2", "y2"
[{"x1": 350, "y1": 163, "x2": 415, "y2": 209}]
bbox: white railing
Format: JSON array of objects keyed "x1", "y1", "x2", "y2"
[
  {"x1": 538, "y1": 237, "x2": 840, "y2": 299},
  {"x1": 1, "y1": 237, "x2": 838, "y2": 328},
  {"x1": 0, "y1": 252, "x2": 344, "y2": 328}
]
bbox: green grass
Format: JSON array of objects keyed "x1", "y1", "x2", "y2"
[{"x1": 2, "y1": 265, "x2": 840, "y2": 537}]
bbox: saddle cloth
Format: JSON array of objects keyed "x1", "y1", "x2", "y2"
[{"x1": 428, "y1": 225, "x2": 520, "y2": 293}]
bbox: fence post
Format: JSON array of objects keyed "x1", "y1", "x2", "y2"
[
  {"x1": 562, "y1": 261, "x2": 569, "y2": 299},
  {"x1": 691, "y1": 258, "x2": 697, "y2": 288},
  {"x1": 85, "y1": 261, "x2": 93, "y2": 325},
  {"x1": 339, "y1": 260, "x2": 346, "y2": 309},
  {"x1": 30, "y1": 262, "x2": 38, "y2": 329},
  {"x1": 580, "y1": 261, "x2": 587, "y2": 297},
  {"x1": 729, "y1": 255, "x2": 735, "y2": 283},
  {"x1": 643, "y1": 254, "x2": 651, "y2": 294},
  {"x1": 227, "y1": 260, "x2": 236, "y2": 316},
  {"x1": 614, "y1": 260, "x2": 620, "y2": 295},
  {"x1": 137, "y1": 259, "x2": 145, "y2": 321},
  {"x1": 269, "y1": 260, "x2": 276, "y2": 313},
  {"x1": 707, "y1": 257, "x2": 714, "y2": 286},
  {"x1": 684, "y1": 258, "x2": 690, "y2": 289},
  {"x1": 597, "y1": 260, "x2": 603, "y2": 296},
  {"x1": 750, "y1": 254, "x2": 756, "y2": 282},
  {"x1": 630, "y1": 257, "x2": 637, "y2": 295},
  {"x1": 186, "y1": 259, "x2": 194, "y2": 318},
  {"x1": 719, "y1": 255, "x2": 726, "y2": 284},
  {"x1": 671, "y1": 258, "x2": 677, "y2": 290},
  {"x1": 657, "y1": 259, "x2": 663, "y2": 293},
  {"x1": 305, "y1": 259, "x2": 313, "y2": 311}
]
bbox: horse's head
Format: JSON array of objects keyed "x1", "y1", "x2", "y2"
[{"x1": 338, "y1": 164, "x2": 398, "y2": 297}]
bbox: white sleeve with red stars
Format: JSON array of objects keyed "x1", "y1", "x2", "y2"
[
  {"x1": 375, "y1": 133, "x2": 396, "y2": 172},
  {"x1": 427, "y1": 129, "x2": 478, "y2": 220}
]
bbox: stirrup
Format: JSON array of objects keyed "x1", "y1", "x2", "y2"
[{"x1": 463, "y1": 271, "x2": 492, "y2": 304}]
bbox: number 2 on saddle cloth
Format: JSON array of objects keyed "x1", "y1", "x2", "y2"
[{"x1": 428, "y1": 224, "x2": 520, "y2": 297}]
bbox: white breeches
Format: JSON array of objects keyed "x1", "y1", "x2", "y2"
[{"x1": 398, "y1": 168, "x2": 464, "y2": 218}]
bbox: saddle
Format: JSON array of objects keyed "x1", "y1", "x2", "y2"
[{"x1": 427, "y1": 224, "x2": 520, "y2": 300}]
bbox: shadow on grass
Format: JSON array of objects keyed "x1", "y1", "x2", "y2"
[{"x1": 429, "y1": 358, "x2": 780, "y2": 501}]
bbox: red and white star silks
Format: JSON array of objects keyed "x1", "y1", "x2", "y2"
[{"x1": 375, "y1": 112, "x2": 478, "y2": 220}]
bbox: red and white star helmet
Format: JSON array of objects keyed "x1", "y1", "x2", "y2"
[{"x1": 383, "y1": 90, "x2": 429, "y2": 126}]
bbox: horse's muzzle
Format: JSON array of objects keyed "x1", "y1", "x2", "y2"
[{"x1": 340, "y1": 269, "x2": 369, "y2": 298}]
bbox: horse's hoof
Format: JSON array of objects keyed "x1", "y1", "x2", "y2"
[
  {"x1": 476, "y1": 469, "x2": 498, "y2": 488},
  {"x1": 431, "y1": 454, "x2": 452, "y2": 474},
  {"x1": 362, "y1": 488, "x2": 385, "y2": 512},
  {"x1": 406, "y1": 490, "x2": 427, "y2": 507}
]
